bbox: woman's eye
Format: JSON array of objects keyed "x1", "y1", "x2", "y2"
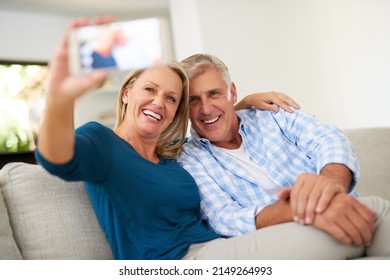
[
  {"x1": 167, "y1": 96, "x2": 176, "y2": 103},
  {"x1": 145, "y1": 87, "x2": 155, "y2": 92}
]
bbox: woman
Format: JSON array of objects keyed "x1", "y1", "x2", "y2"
[{"x1": 36, "y1": 17, "x2": 299, "y2": 260}]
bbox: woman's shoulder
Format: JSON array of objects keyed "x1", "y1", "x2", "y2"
[
  {"x1": 77, "y1": 121, "x2": 109, "y2": 130},
  {"x1": 76, "y1": 121, "x2": 113, "y2": 136}
]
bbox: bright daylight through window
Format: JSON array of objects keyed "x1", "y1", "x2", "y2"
[{"x1": 0, "y1": 62, "x2": 48, "y2": 153}]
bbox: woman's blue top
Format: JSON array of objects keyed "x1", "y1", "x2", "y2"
[{"x1": 35, "y1": 122, "x2": 219, "y2": 259}]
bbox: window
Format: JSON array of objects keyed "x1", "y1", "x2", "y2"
[{"x1": 0, "y1": 61, "x2": 48, "y2": 153}]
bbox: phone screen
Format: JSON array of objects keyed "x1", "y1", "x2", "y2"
[{"x1": 69, "y1": 18, "x2": 166, "y2": 74}]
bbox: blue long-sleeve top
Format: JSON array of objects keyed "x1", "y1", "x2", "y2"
[{"x1": 35, "y1": 121, "x2": 219, "y2": 259}]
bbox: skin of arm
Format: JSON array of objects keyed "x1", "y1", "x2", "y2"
[
  {"x1": 234, "y1": 91, "x2": 300, "y2": 112},
  {"x1": 255, "y1": 199, "x2": 293, "y2": 229},
  {"x1": 37, "y1": 17, "x2": 109, "y2": 163}
]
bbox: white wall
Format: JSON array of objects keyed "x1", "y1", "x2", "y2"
[
  {"x1": 0, "y1": 10, "x2": 70, "y2": 61},
  {"x1": 2, "y1": 1, "x2": 389, "y2": 129},
  {"x1": 169, "y1": 0, "x2": 390, "y2": 129}
]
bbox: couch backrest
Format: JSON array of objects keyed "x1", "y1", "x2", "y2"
[
  {"x1": 344, "y1": 127, "x2": 390, "y2": 200},
  {"x1": 0, "y1": 162, "x2": 113, "y2": 260}
]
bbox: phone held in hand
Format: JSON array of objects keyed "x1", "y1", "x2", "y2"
[{"x1": 68, "y1": 17, "x2": 172, "y2": 75}]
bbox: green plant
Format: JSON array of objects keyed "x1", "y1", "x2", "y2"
[{"x1": 0, "y1": 127, "x2": 30, "y2": 153}]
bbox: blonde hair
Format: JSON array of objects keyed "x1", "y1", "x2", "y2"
[{"x1": 114, "y1": 62, "x2": 189, "y2": 158}]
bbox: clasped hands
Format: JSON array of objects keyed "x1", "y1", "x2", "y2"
[{"x1": 278, "y1": 173, "x2": 377, "y2": 247}]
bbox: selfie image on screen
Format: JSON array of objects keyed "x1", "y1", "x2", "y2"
[{"x1": 75, "y1": 18, "x2": 163, "y2": 73}]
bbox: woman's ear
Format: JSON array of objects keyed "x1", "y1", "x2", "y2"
[{"x1": 122, "y1": 88, "x2": 129, "y2": 104}]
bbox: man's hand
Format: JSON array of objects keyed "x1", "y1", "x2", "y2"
[
  {"x1": 312, "y1": 193, "x2": 377, "y2": 246},
  {"x1": 278, "y1": 190, "x2": 377, "y2": 246},
  {"x1": 279, "y1": 164, "x2": 353, "y2": 225},
  {"x1": 289, "y1": 173, "x2": 345, "y2": 224}
]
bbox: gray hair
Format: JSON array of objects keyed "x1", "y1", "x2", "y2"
[{"x1": 180, "y1": 54, "x2": 232, "y2": 99}]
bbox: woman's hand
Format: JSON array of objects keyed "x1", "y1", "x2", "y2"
[
  {"x1": 47, "y1": 16, "x2": 113, "y2": 103},
  {"x1": 38, "y1": 16, "x2": 113, "y2": 164},
  {"x1": 234, "y1": 91, "x2": 300, "y2": 112}
]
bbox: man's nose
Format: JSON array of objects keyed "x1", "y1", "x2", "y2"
[{"x1": 200, "y1": 99, "x2": 213, "y2": 115}]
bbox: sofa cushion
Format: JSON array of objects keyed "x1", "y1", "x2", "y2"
[
  {"x1": 0, "y1": 162, "x2": 113, "y2": 259},
  {"x1": 345, "y1": 127, "x2": 390, "y2": 201},
  {"x1": 0, "y1": 189, "x2": 22, "y2": 260}
]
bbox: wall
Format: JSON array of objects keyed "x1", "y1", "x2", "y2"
[
  {"x1": 169, "y1": 0, "x2": 390, "y2": 129},
  {"x1": 1, "y1": 1, "x2": 389, "y2": 130},
  {"x1": 0, "y1": 10, "x2": 69, "y2": 62}
]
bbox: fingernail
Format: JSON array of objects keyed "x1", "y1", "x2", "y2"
[{"x1": 305, "y1": 217, "x2": 312, "y2": 224}]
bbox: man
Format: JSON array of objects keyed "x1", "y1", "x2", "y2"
[{"x1": 178, "y1": 54, "x2": 390, "y2": 258}]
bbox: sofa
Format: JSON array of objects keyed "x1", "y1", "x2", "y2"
[{"x1": 1, "y1": 127, "x2": 389, "y2": 260}]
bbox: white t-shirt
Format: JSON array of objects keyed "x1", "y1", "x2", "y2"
[{"x1": 214, "y1": 142, "x2": 280, "y2": 198}]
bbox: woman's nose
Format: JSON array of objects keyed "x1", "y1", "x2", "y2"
[{"x1": 152, "y1": 95, "x2": 164, "y2": 108}]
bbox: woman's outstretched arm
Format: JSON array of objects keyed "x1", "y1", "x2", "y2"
[{"x1": 37, "y1": 17, "x2": 109, "y2": 163}]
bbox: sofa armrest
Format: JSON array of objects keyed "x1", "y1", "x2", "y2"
[
  {"x1": 0, "y1": 162, "x2": 113, "y2": 260},
  {"x1": 0, "y1": 188, "x2": 22, "y2": 259}
]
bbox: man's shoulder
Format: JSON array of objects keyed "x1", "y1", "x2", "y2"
[
  {"x1": 237, "y1": 107, "x2": 276, "y2": 119},
  {"x1": 238, "y1": 107, "x2": 313, "y2": 124},
  {"x1": 181, "y1": 136, "x2": 203, "y2": 153},
  {"x1": 179, "y1": 135, "x2": 209, "y2": 163},
  {"x1": 237, "y1": 108, "x2": 278, "y2": 127}
]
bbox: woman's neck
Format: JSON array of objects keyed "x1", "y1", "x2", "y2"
[{"x1": 114, "y1": 127, "x2": 160, "y2": 163}]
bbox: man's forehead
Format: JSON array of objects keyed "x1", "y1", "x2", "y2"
[{"x1": 189, "y1": 70, "x2": 227, "y2": 94}]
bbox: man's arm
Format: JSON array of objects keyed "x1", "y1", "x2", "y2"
[
  {"x1": 272, "y1": 109, "x2": 359, "y2": 225},
  {"x1": 234, "y1": 92, "x2": 300, "y2": 112},
  {"x1": 320, "y1": 163, "x2": 353, "y2": 192},
  {"x1": 255, "y1": 199, "x2": 293, "y2": 229}
]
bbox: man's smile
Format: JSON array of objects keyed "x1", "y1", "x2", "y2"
[{"x1": 202, "y1": 116, "x2": 220, "y2": 124}]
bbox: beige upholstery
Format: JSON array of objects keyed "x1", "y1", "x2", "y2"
[
  {"x1": 345, "y1": 127, "x2": 390, "y2": 200},
  {"x1": 0, "y1": 189, "x2": 22, "y2": 259},
  {"x1": 0, "y1": 162, "x2": 112, "y2": 260},
  {"x1": 0, "y1": 127, "x2": 389, "y2": 259}
]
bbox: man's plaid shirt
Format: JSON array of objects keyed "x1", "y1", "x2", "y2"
[{"x1": 178, "y1": 108, "x2": 359, "y2": 236}]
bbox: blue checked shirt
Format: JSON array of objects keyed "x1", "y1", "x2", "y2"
[{"x1": 178, "y1": 108, "x2": 359, "y2": 237}]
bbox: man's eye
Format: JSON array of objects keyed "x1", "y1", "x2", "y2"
[{"x1": 189, "y1": 97, "x2": 199, "y2": 104}]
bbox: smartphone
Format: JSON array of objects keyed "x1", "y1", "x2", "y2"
[{"x1": 68, "y1": 17, "x2": 172, "y2": 75}]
